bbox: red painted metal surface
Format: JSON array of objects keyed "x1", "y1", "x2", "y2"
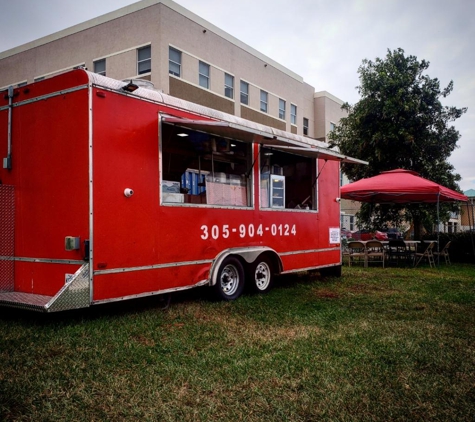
[
  {"x1": 0, "y1": 72, "x2": 89, "y2": 296},
  {"x1": 0, "y1": 70, "x2": 89, "y2": 109},
  {"x1": 91, "y1": 88, "x2": 341, "y2": 300},
  {"x1": 1, "y1": 70, "x2": 343, "y2": 306}
]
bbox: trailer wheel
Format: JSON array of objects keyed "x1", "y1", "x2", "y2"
[
  {"x1": 250, "y1": 256, "x2": 274, "y2": 293},
  {"x1": 214, "y1": 256, "x2": 245, "y2": 300}
]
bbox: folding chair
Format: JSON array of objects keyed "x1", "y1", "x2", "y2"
[
  {"x1": 414, "y1": 241, "x2": 436, "y2": 268},
  {"x1": 348, "y1": 241, "x2": 367, "y2": 267},
  {"x1": 366, "y1": 240, "x2": 385, "y2": 267},
  {"x1": 433, "y1": 241, "x2": 451, "y2": 264}
]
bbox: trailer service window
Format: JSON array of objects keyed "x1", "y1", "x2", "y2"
[
  {"x1": 260, "y1": 146, "x2": 318, "y2": 211},
  {"x1": 161, "y1": 122, "x2": 253, "y2": 207}
]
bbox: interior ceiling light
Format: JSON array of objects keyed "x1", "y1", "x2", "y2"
[
  {"x1": 122, "y1": 81, "x2": 139, "y2": 92},
  {"x1": 230, "y1": 143, "x2": 236, "y2": 147},
  {"x1": 177, "y1": 133, "x2": 188, "y2": 137}
]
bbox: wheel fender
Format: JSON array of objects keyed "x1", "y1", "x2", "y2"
[{"x1": 209, "y1": 247, "x2": 283, "y2": 286}]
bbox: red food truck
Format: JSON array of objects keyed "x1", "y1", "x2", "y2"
[{"x1": 0, "y1": 70, "x2": 364, "y2": 312}]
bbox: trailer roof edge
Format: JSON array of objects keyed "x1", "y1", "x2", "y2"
[{"x1": 88, "y1": 71, "x2": 366, "y2": 164}]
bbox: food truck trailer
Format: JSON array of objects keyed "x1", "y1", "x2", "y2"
[{"x1": 0, "y1": 70, "x2": 364, "y2": 312}]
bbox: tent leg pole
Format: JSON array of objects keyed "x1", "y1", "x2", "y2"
[
  {"x1": 437, "y1": 193, "x2": 440, "y2": 266},
  {"x1": 469, "y1": 199, "x2": 475, "y2": 261}
]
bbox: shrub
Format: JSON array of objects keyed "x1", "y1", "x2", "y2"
[{"x1": 423, "y1": 231, "x2": 475, "y2": 263}]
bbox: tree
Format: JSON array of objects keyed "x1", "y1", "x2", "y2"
[{"x1": 329, "y1": 48, "x2": 467, "y2": 234}]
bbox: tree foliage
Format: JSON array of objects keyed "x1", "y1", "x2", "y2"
[{"x1": 329, "y1": 48, "x2": 467, "y2": 231}]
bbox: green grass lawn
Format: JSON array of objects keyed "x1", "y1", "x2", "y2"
[{"x1": 1, "y1": 264, "x2": 474, "y2": 421}]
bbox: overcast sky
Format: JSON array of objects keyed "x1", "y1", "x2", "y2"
[{"x1": 1, "y1": 0, "x2": 474, "y2": 191}]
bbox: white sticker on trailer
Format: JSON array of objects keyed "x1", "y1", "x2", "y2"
[{"x1": 329, "y1": 228, "x2": 340, "y2": 244}]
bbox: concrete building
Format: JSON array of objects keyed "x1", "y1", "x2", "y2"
[
  {"x1": 461, "y1": 189, "x2": 475, "y2": 231},
  {"x1": 0, "y1": 0, "x2": 346, "y2": 142},
  {"x1": 339, "y1": 172, "x2": 359, "y2": 232}
]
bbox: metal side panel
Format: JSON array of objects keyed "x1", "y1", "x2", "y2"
[
  {"x1": 0, "y1": 185, "x2": 15, "y2": 292},
  {"x1": 45, "y1": 263, "x2": 91, "y2": 312}
]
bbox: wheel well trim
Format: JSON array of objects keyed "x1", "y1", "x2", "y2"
[{"x1": 209, "y1": 247, "x2": 283, "y2": 287}]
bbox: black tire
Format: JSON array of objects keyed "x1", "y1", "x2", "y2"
[
  {"x1": 319, "y1": 265, "x2": 342, "y2": 278},
  {"x1": 214, "y1": 256, "x2": 245, "y2": 301},
  {"x1": 249, "y1": 256, "x2": 274, "y2": 293}
]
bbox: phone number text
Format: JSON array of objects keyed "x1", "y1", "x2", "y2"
[{"x1": 200, "y1": 223, "x2": 297, "y2": 240}]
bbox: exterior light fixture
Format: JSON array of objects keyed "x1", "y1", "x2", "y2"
[{"x1": 122, "y1": 81, "x2": 139, "y2": 92}]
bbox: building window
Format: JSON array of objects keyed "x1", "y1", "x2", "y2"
[
  {"x1": 199, "y1": 61, "x2": 210, "y2": 89},
  {"x1": 279, "y1": 99, "x2": 286, "y2": 120},
  {"x1": 169, "y1": 47, "x2": 181, "y2": 77},
  {"x1": 137, "y1": 46, "x2": 151, "y2": 75},
  {"x1": 17, "y1": 81, "x2": 27, "y2": 87},
  {"x1": 303, "y1": 118, "x2": 309, "y2": 135},
  {"x1": 34, "y1": 77, "x2": 45, "y2": 82},
  {"x1": 330, "y1": 122, "x2": 336, "y2": 131},
  {"x1": 260, "y1": 90, "x2": 268, "y2": 113},
  {"x1": 240, "y1": 81, "x2": 249, "y2": 105},
  {"x1": 291, "y1": 104, "x2": 297, "y2": 125},
  {"x1": 224, "y1": 73, "x2": 234, "y2": 99},
  {"x1": 94, "y1": 59, "x2": 106, "y2": 76}
]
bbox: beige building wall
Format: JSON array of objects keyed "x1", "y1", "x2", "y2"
[
  {"x1": 0, "y1": 0, "x2": 322, "y2": 138},
  {"x1": 313, "y1": 91, "x2": 347, "y2": 142},
  {"x1": 0, "y1": 7, "x2": 158, "y2": 83},
  {"x1": 461, "y1": 202, "x2": 475, "y2": 227}
]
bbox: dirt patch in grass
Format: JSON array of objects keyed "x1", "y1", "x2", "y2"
[
  {"x1": 131, "y1": 334, "x2": 156, "y2": 347},
  {"x1": 314, "y1": 289, "x2": 341, "y2": 299},
  {"x1": 311, "y1": 283, "x2": 401, "y2": 301},
  {"x1": 218, "y1": 316, "x2": 320, "y2": 344},
  {"x1": 167, "y1": 302, "x2": 320, "y2": 344},
  {"x1": 345, "y1": 283, "x2": 402, "y2": 296}
]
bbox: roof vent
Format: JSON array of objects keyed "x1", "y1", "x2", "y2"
[{"x1": 122, "y1": 78, "x2": 155, "y2": 90}]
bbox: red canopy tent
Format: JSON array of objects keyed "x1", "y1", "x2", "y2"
[
  {"x1": 341, "y1": 169, "x2": 468, "y2": 204},
  {"x1": 341, "y1": 169, "x2": 472, "y2": 257}
]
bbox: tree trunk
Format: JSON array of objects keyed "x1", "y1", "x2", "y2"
[{"x1": 413, "y1": 216, "x2": 423, "y2": 240}]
